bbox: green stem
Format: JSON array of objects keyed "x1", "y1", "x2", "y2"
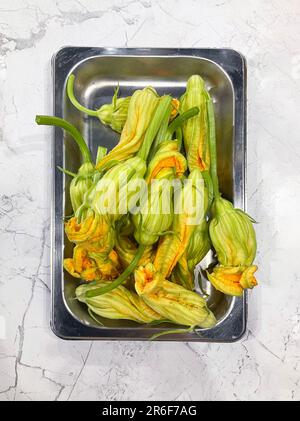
[
  {"x1": 35, "y1": 115, "x2": 92, "y2": 163},
  {"x1": 85, "y1": 244, "x2": 146, "y2": 297},
  {"x1": 206, "y1": 95, "x2": 220, "y2": 198},
  {"x1": 166, "y1": 106, "x2": 199, "y2": 138},
  {"x1": 57, "y1": 166, "x2": 77, "y2": 178},
  {"x1": 148, "y1": 103, "x2": 172, "y2": 162},
  {"x1": 137, "y1": 96, "x2": 173, "y2": 162},
  {"x1": 152, "y1": 102, "x2": 172, "y2": 147},
  {"x1": 67, "y1": 74, "x2": 98, "y2": 116}
]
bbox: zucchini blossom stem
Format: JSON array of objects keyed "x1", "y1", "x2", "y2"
[
  {"x1": 35, "y1": 115, "x2": 92, "y2": 163},
  {"x1": 67, "y1": 74, "x2": 98, "y2": 117},
  {"x1": 167, "y1": 106, "x2": 199, "y2": 138}
]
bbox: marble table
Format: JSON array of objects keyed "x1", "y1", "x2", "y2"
[{"x1": 0, "y1": 0, "x2": 299, "y2": 401}]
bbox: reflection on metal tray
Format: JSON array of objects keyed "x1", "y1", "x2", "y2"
[{"x1": 52, "y1": 47, "x2": 247, "y2": 341}]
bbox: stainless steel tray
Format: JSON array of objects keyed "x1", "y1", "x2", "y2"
[{"x1": 51, "y1": 47, "x2": 247, "y2": 341}]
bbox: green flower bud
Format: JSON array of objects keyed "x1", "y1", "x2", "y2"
[
  {"x1": 96, "y1": 87, "x2": 159, "y2": 169},
  {"x1": 70, "y1": 162, "x2": 94, "y2": 212},
  {"x1": 97, "y1": 96, "x2": 131, "y2": 133},
  {"x1": 66, "y1": 74, "x2": 131, "y2": 134},
  {"x1": 209, "y1": 197, "x2": 257, "y2": 267},
  {"x1": 180, "y1": 75, "x2": 210, "y2": 172}
]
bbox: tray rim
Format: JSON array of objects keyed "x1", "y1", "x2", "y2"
[{"x1": 51, "y1": 47, "x2": 247, "y2": 342}]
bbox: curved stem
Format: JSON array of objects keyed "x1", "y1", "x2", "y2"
[
  {"x1": 35, "y1": 115, "x2": 92, "y2": 163},
  {"x1": 85, "y1": 244, "x2": 146, "y2": 297},
  {"x1": 206, "y1": 95, "x2": 220, "y2": 198},
  {"x1": 167, "y1": 106, "x2": 199, "y2": 138},
  {"x1": 57, "y1": 166, "x2": 77, "y2": 178},
  {"x1": 67, "y1": 74, "x2": 98, "y2": 117}
]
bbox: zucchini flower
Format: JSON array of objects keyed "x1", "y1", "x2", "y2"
[
  {"x1": 209, "y1": 197, "x2": 257, "y2": 267},
  {"x1": 133, "y1": 141, "x2": 187, "y2": 246},
  {"x1": 64, "y1": 246, "x2": 120, "y2": 282},
  {"x1": 207, "y1": 265, "x2": 258, "y2": 297},
  {"x1": 76, "y1": 281, "x2": 163, "y2": 324},
  {"x1": 67, "y1": 74, "x2": 180, "y2": 133},
  {"x1": 64, "y1": 246, "x2": 99, "y2": 282},
  {"x1": 134, "y1": 263, "x2": 216, "y2": 328},
  {"x1": 35, "y1": 115, "x2": 95, "y2": 213},
  {"x1": 67, "y1": 74, "x2": 130, "y2": 133},
  {"x1": 96, "y1": 95, "x2": 130, "y2": 134},
  {"x1": 180, "y1": 75, "x2": 210, "y2": 172},
  {"x1": 65, "y1": 209, "x2": 115, "y2": 253},
  {"x1": 64, "y1": 208, "x2": 120, "y2": 280},
  {"x1": 153, "y1": 169, "x2": 207, "y2": 279},
  {"x1": 96, "y1": 87, "x2": 159, "y2": 169},
  {"x1": 205, "y1": 88, "x2": 258, "y2": 295},
  {"x1": 35, "y1": 114, "x2": 120, "y2": 282},
  {"x1": 69, "y1": 162, "x2": 95, "y2": 212},
  {"x1": 208, "y1": 197, "x2": 258, "y2": 294},
  {"x1": 100, "y1": 97, "x2": 130, "y2": 133}
]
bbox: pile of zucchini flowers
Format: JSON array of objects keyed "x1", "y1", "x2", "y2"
[{"x1": 36, "y1": 74, "x2": 258, "y2": 335}]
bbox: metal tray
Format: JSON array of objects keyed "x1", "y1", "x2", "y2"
[{"x1": 51, "y1": 47, "x2": 247, "y2": 341}]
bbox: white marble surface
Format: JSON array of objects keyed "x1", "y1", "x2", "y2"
[{"x1": 0, "y1": 0, "x2": 300, "y2": 401}]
